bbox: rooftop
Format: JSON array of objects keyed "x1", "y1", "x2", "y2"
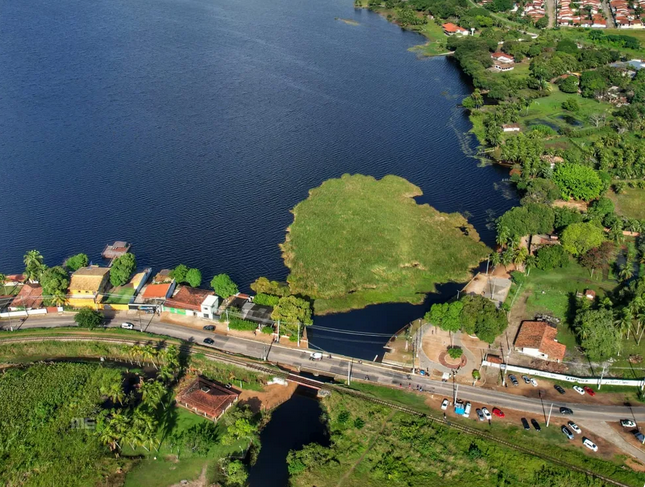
[
  {"x1": 11, "y1": 283, "x2": 43, "y2": 309},
  {"x1": 69, "y1": 267, "x2": 110, "y2": 293},
  {"x1": 165, "y1": 286, "x2": 214, "y2": 311},
  {"x1": 142, "y1": 283, "x2": 172, "y2": 300},
  {"x1": 515, "y1": 320, "x2": 566, "y2": 361},
  {"x1": 102, "y1": 241, "x2": 131, "y2": 259},
  {"x1": 176, "y1": 376, "x2": 239, "y2": 420}
]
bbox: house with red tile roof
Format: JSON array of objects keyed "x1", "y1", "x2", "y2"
[
  {"x1": 514, "y1": 320, "x2": 566, "y2": 362},
  {"x1": 442, "y1": 23, "x2": 469, "y2": 35},
  {"x1": 176, "y1": 376, "x2": 239, "y2": 421},
  {"x1": 491, "y1": 52, "x2": 515, "y2": 64},
  {"x1": 9, "y1": 283, "x2": 43, "y2": 311},
  {"x1": 163, "y1": 286, "x2": 218, "y2": 318}
]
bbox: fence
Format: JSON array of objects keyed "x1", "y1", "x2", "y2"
[
  {"x1": 482, "y1": 360, "x2": 645, "y2": 388},
  {"x1": 0, "y1": 308, "x2": 49, "y2": 319}
]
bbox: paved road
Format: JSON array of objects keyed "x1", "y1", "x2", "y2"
[{"x1": 4, "y1": 314, "x2": 645, "y2": 423}]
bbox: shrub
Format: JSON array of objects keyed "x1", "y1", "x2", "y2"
[
  {"x1": 261, "y1": 325, "x2": 274, "y2": 334},
  {"x1": 254, "y1": 293, "x2": 280, "y2": 307},
  {"x1": 472, "y1": 370, "x2": 481, "y2": 380},
  {"x1": 354, "y1": 418, "x2": 365, "y2": 429},
  {"x1": 553, "y1": 164, "x2": 604, "y2": 201},
  {"x1": 536, "y1": 245, "x2": 569, "y2": 270},
  {"x1": 228, "y1": 318, "x2": 258, "y2": 332},
  {"x1": 338, "y1": 411, "x2": 350, "y2": 424}
]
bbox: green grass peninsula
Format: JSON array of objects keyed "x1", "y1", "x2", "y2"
[{"x1": 281, "y1": 174, "x2": 489, "y2": 314}]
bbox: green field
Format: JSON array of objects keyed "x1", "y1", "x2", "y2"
[
  {"x1": 282, "y1": 174, "x2": 489, "y2": 314},
  {"x1": 409, "y1": 22, "x2": 450, "y2": 56},
  {"x1": 103, "y1": 286, "x2": 136, "y2": 304},
  {"x1": 289, "y1": 388, "x2": 645, "y2": 487},
  {"x1": 609, "y1": 188, "x2": 645, "y2": 220}
]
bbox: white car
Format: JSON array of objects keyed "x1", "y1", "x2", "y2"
[
  {"x1": 530, "y1": 378, "x2": 538, "y2": 387},
  {"x1": 568, "y1": 421, "x2": 581, "y2": 434},
  {"x1": 583, "y1": 438, "x2": 598, "y2": 452},
  {"x1": 620, "y1": 419, "x2": 636, "y2": 428},
  {"x1": 441, "y1": 399, "x2": 449, "y2": 410},
  {"x1": 573, "y1": 386, "x2": 585, "y2": 395},
  {"x1": 121, "y1": 322, "x2": 134, "y2": 330},
  {"x1": 464, "y1": 401, "x2": 472, "y2": 418},
  {"x1": 482, "y1": 407, "x2": 492, "y2": 420}
]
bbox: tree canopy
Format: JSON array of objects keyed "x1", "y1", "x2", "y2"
[
  {"x1": 553, "y1": 164, "x2": 604, "y2": 201},
  {"x1": 574, "y1": 308, "x2": 621, "y2": 361},
  {"x1": 185, "y1": 268, "x2": 202, "y2": 287},
  {"x1": 74, "y1": 308, "x2": 103, "y2": 329},
  {"x1": 271, "y1": 295, "x2": 313, "y2": 325},
  {"x1": 40, "y1": 266, "x2": 69, "y2": 304},
  {"x1": 109, "y1": 253, "x2": 136, "y2": 287},
  {"x1": 497, "y1": 203, "x2": 555, "y2": 240},
  {"x1": 211, "y1": 274, "x2": 239, "y2": 298},
  {"x1": 23, "y1": 250, "x2": 45, "y2": 283},
  {"x1": 561, "y1": 222, "x2": 605, "y2": 256},
  {"x1": 65, "y1": 253, "x2": 89, "y2": 272}
]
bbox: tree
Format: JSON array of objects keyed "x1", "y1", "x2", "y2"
[
  {"x1": 579, "y1": 241, "x2": 615, "y2": 277},
  {"x1": 225, "y1": 460, "x2": 249, "y2": 486},
  {"x1": 40, "y1": 266, "x2": 69, "y2": 304},
  {"x1": 169, "y1": 264, "x2": 189, "y2": 283},
  {"x1": 561, "y1": 98, "x2": 580, "y2": 112},
  {"x1": 65, "y1": 253, "x2": 88, "y2": 272},
  {"x1": 575, "y1": 308, "x2": 621, "y2": 361},
  {"x1": 271, "y1": 295, "x2": 313, "y2": 325},
  {"x1": 185, "y1": 268, "x2": 202, "y2": 287},
  {"x1": 558, "y1": 76, "x2": 580, "y2": 94},
  {"x1": 250, "y1": 277, "x2": 290, "y2": 296},
  {"x1": 211, "y1": 273, "x2": 238, "y2": 298},
  {"x1": 23, "y1": 250, "x2": 44, "y2": 283},
  {"x1": 553, "y1": 164, "x2": 603, "y2": 201},
  {"x1": 447, "y1": 347, "x2": 463, "y2": 359},
  {"x1": 460, "y1": 294, "x2": 507, "y2": 343},
  {"x1": 221, "y1": 418, "x2": 256, "y2": 445},
  {"x1": 536, "y1": 15, "x2": 549, "y2": 29},
  {"x1": 110, "y1": 253, "x2": 136, "y2": 287},
  {"x1": 561, "y1": 222, "x2": 605, "y2": 256},
  {"x1": 536, "y1": 245, "x2": 569, "y2": 270},
  {"x1": 425, "y1": 301, "x2": 463, "y2": 333},
  {"x1": 74, "y1": 307, "x2": 103, "y2": 329}
]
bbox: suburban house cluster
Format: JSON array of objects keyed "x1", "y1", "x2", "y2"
[
  {"x1": 556, "y1": 0, "x2": 607, "y2": 27},
  {"x1": 609, "y1": 0, "x2": 645, "y2": 28},
  {"x1": 522, "y1": 0, "x2": 547, "y2": 22}
]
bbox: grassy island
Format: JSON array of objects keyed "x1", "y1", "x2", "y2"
[{"x1": 281, "y1": 174, "x2": 489, "y2": 314}]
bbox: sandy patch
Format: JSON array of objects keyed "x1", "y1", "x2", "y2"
[{"x1": 239, "y1": 381, "x2": 298, "y2": 412}]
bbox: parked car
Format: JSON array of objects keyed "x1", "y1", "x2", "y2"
[
  {"x1": 509, "y1": 374, "x2": 519, "y2": 386},
  {"x1": 121, "y1": 322, "x2": 134, "y2": 330},
  {"x1": 573, "y1": 386, "x2": 585, "y2": 395},
  {"x1": 531, "y1": 419, "x2": 541, "y2": 432},
  {"x1": 554, "y1": 385, "x2": 566, "y2": 395},
  {"x1": 561, "y1": 425, "x2": 574, "y2": 440},
  {"x1": 441, "y1": 398, "x2": 449, "y2": 411},
  {"x1": 482, "y1": 407, "x2": 492, "y2": 420},
  {"x1": 476, "y1": 408, "x2": 485, "y2": 421},
  {"x1": 464, "y1": 402, "x2": 472, "y2": 418},
  {"x1": 568, "y1": 421, "x2": 581, "y2": 434},
  {"x1": 583, "y1": 386, "x2": 596, "y2": 396},
  {"x1": 582, "y1": 437, "x2": 598, "y2": 452},
  {"x1": 203, "y1": 337, "x2": 214, "y2": 345},
  {"x1": 530, "y1": 378, "x2": 538, "y2": 387},
  {"x1": 620, "y1": 419, "x2": 636, "y2": 428},
  {"x1": 203, "y1": 325, "x2": 215, "y2": 331},
  {"x1": 522, "y1": 375, "x2": 530, "y2": 384},
  {"x1": 521, "y1": 418, "x2": 530, "y2": 430},
  {"x1": 560, "y1": 407, "x2": 574, "y2": 415},
  {"x1": 492, "y1": 408, "x2": 505, "y2": 418}
]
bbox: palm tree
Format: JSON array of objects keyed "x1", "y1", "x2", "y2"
[
  {"x1": 620, "y1": 264, "x2": 634, "y2": 282},
  {"x1": 490, "y1": 252, "x2": 501, "y2": 267},
  {"x1": 496, "y1": 226, "x2": 510, "y2": 249},
  {"x1": 104, "y1": 381, "x2": 124, "y2": 405},
  {"x1": 524, "y1": 255, "x2": 537, "y2": 276},
  {"x1": 142, "y1": 345, "x2": 158, "y2": 368},
  {"x1": 23, "y1": 250, "x2": 44, "y2": 283},
  {"x1": 50, "y1": 291, "x2": 67, "y2": 307},
  {"x1": 513, "y1": 247, "x2": 528, "y2": 267},
  {"x1": 501, "y1": 248, "x2": 514, "y2": 269},
  {"x1": 0, "y1": 273, "x2": 6, "y2": 285},
  {"x1": 615, "y1": 308, "x2": 633, "y2": 340},
  {"x1": 130, "y1": 345, "x2": 143, "y2": 365},
  {"x1": 157, "y1": 366, "x2": 174, "y2": 383}
]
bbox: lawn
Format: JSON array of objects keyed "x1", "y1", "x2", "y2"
[
  {"x1": 514, "y1": 260, "x2": 618, "y2": 327},
  {"x1": 282, "y1": 174, "x2": 490, "y2": 314},
  {"x1": 103, "y1": 286, "x2": 135, "y2": 304},
  {"x1": 609, "y1": 188, "x2": 645, "y2": 220},
  {"x1": 410, "y1": 22, "x2": 449, "y2": 56}
]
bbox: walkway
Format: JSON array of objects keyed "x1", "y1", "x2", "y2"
[
  {"x1": 546, "y1": 0, "x2": 555, "y2": 28},
  {"x1": 602, "y1": 0, "x2": 616, "y2": 28}
]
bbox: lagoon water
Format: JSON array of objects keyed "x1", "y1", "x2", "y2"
[{"x1": 0, "y1": 0, "x2": 516, "y2": 357}]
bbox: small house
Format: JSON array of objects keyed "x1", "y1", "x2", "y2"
[
  {"x1": 9, "y1": 283, "x2": 43, "y2": 311},
  {"x1": 201, "y1": 295, "x2": 219, "y2": 320},
  {"x1": 494, "y1": 63, "x2": 515, "y2": 72},
  {"x1": 101, "y1": 241, "x2": 131, "y2": 260},
  {"x1": 442, "y1": 23, "x2": 469, "y2": 36},
  {"x1": 514, "y1": 320, "x2": 566, "y2": 362},
  {"x1": 491, "y1": 52, "x2": 515, "y2": 64},
  {"x1": 176, "y1": 376, "x2": 239, "y2": 421},
  {"x1": 584, "y1": 289, "x2": 596, "y2": 300},
  {"x1": 163, "y1": 286, "x2": 216, "y2": 317}
]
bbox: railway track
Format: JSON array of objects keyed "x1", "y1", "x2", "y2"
[
  {"x1": 335, "y1": 386, "x2": 632, "y2": 487},
  {"x1": 0, "y1": 335, "x2": 635, "y2": 486}
]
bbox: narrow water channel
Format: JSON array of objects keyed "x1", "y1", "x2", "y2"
[{"x1": 248, "y1": 386, "x2": 329, "y2": 487}]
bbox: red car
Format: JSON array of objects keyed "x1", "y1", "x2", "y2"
[
  {"x1": 492, "y1": 407, "x2": 505, "y2": 418},
  {"x1": 583, "y1": 386, "x2": 596, "y2": 396}
]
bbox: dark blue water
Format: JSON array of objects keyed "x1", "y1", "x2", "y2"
[
  {"x1": 0, "y1": 0, "x2": 516, "y2": 357},
  {"x1": 247, "y1": 389, "x2": 329, "y2": 487}
]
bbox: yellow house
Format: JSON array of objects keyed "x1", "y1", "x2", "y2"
[{"x1": 67, "y1": 266, "x2": 110, "y2": 309}]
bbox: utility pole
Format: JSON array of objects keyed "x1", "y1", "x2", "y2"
[
  {"x1": 486, "y1": 256, "x2": 490, "y2": 275},
  {"x1": 297, "y1": 322, "x2": 300, "y2": 347},
  {"x1": 546, "y1": 403, "x2": 554, "y2": 427},
  {"x1": 277, "y1": 320, "x2": 280, "y2": 342},
  {"x1": 347, "y1": 358, "x2": 352, "y2": 385},
  {"x1": 598, "y1": 363, "x2": 607, "y2": 389}
]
